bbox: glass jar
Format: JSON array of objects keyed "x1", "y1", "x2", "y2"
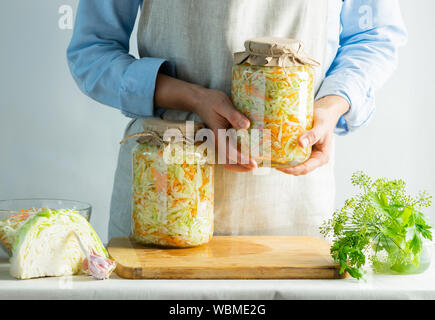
[
  {"x1": 130, "y1": 119, "x2": 214, "y2": 248},
  {"x1": 371, "y1": 241, "x2": 433, "y2": 275},
  {"x1": 232, "y1": 38, "x2": 318, "y2": 167}
]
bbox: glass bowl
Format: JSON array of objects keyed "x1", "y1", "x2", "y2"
[
  {"x1": 0, "y1": 199, "x2": 92, "y2": 256},
  {"x1": 372, "y1": 240, "x2": 434, "y2": 275}
]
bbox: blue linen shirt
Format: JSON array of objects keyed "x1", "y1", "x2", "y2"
[{"x1": 67, "y1": 0, "x2": 407, "y2": 135}]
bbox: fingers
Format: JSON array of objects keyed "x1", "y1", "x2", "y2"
[
  {"x1": 223, "y1": 164, "x2": 256, "y2": 172},
  {"x1": 214, "y1": 125, "x2": 257, "y2": 170},
  {"x1": 298, "y1": 126, "x2": 323, "y2": 149},
  {"x1": 277, "y1": 152, "x2": 327, "y2": 176},
  {"x1": 278, "y1": 137, "x2": 332, "y2": 176},
  {"x1": 226, "y1": 138, "x2": 257, "y2": 169},
  {"x1": 216, "y1": 98, "x2": 250, "y2": 130}
]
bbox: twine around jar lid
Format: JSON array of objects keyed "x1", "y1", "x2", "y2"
[
  {"x1": 120, "y1": 117, "x2": 205, "y2": 145},
  {"x1": 234, "y1": 37, "x2": 320, "y2": 67},
  {"x1": 141, "y1": 117, "x2": 204, "y2": 137}
]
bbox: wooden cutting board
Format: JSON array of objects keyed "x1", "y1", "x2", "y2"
[{"x1": 108, "y1": 236, "x2": 346, "y2": 279}]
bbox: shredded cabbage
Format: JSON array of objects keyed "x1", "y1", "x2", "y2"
[
  {"x1": 0, "y1": 209, "x2": 38, "y2": 255},
  {"x1": 132, "y1": 142, "x2": 214, "y2": 247},
  {"x1": 0, "y1": 208, "x2": 90, "y2": 255},
  {"x1": 232, "y1": 64, "x2": 314, "y2": 167}
]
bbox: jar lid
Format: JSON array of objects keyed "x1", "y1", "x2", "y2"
[
  {"x1": 120, "y1": 118, "x2": 205, "y2": 145},
  {"x1": 141, "y1": 117, "x2": 204, "y2": 137},
  {"x1": 234, "y1": 37, "x2": 320, "y2": 67}
]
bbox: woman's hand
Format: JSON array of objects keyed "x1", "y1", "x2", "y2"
[
  {"x1": 192, "y1": 88, "x2": 257, "y2": 172},
  {"x1": 155, "y1": 74, "x2": 257, "y2": 172},
  {"x1": 277, "y1": 95, "x2": 350, "y2": 176}
]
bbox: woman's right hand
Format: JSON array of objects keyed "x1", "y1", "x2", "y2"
[
  {"x1": 192, "y1": 88, "x2": 257, "y2": 172},
  {"x1": 154, "y1": 74, "x2": 257, "y2": 172}
]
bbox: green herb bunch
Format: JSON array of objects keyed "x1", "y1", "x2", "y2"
[{"x1": 320, "y1": 171, "x2": 433, "y2": 279}]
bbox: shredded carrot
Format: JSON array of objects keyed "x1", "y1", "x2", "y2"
[{"x1": 151, "y1": 167, "x2": 167, "y2": 193}]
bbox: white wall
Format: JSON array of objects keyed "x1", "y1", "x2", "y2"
[
  {"x1": 0, "y1": 1, "x2": 133, "y2": 255},
  {"x1": 334, "y1": 0, "x2": 435, "y2": 213},
  {"x1": 0, "y1": 1, "x2": 434, "y2": 258}
]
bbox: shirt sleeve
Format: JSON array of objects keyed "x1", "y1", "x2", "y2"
[
  {"x1": 316, "y1": 0, "x2": 408, "y2": 135},
  {"x1": 66, "y1": 0, "x2": 174, "y2": 118}
]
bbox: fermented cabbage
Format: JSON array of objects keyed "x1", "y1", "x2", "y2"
[
  {"x1": 232, "y1": 64, "x2": 314, "y2": 167},
  {"x1": 0, "y1": 209, "x2": 38, "y2": 255},
  {"x1": 132, "y1": 142, "x2": 214, "y2": 247}
]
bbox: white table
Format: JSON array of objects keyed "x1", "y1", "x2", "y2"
[{"x1": 1, "y1": 256, "x2": 435, "y2": 300}]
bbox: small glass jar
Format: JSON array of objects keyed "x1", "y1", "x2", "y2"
[
  {"x1": 371, "y1": 241, "x2": 433, "y2": 275},
  {"x1": 131, "y1": 119, "x2": 214, "y2": 248},
  {"x1": 232, "y1": 38, "x2": 318, "y2": 167}
]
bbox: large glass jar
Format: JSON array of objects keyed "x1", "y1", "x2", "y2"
[
  {"x1": 232, "y1": 38, "x2": 318, "y2": 167},
  {"x1": 130, "y1": 119, "x2": 214, "y2": 248}
]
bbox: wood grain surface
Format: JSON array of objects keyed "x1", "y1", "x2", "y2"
[{"x1": 107, "y1": 236, "x2": 346, "y2": 279}]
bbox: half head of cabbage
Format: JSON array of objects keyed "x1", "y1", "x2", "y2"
[{"x1": 10, "y1": 209, "x2": 107, "y2": 279}]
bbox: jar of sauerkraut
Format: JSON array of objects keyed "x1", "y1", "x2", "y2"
[
  {"x1": 129, "y1": 118, "x2": 214, "y2": 248},
  {"x1": 232, "y1": 38, "x2": 319, "y2": 167}
]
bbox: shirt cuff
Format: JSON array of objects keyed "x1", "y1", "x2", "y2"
[
  {"x1": 119, "y1": 57, "x2": 175, "y2": 118},
  {"x1": 316, "y1": 72, "x2": 376, "y2": 135}
]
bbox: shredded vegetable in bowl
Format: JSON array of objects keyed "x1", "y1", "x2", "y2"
[
  {"x1": 232, "y1": 64, "x2": 314, "y2": 167},
  {"x1": 0, "y1": 209, "x2": 38, "y2": 254},
  {"x1": 132, "y1": 142, "x2": 214, "y2": 247}
]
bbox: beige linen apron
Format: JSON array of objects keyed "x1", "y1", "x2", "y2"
[{"x1": 109, "y1": 0, "x2": 335, "y2": 238}]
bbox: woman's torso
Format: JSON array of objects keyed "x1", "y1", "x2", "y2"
[
  {"x1": 111, "y1": 0, "x2": 338, "y2": 237},
  {"x1": 138, "y1": 0, "x2": 334, "y2": 94}
]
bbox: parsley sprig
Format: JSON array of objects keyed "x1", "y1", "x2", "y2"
[{"x1": 320, "y1": 171, "x2": 433, "y2": 279}]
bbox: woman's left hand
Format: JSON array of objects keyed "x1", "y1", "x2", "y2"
[{"x1": 277, "y1": 95, "x2": 350, "y2": 176}]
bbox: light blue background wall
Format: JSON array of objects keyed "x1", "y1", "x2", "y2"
[{"x1": 1, "y1": 1, "x2": 434, "y2": 257}]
